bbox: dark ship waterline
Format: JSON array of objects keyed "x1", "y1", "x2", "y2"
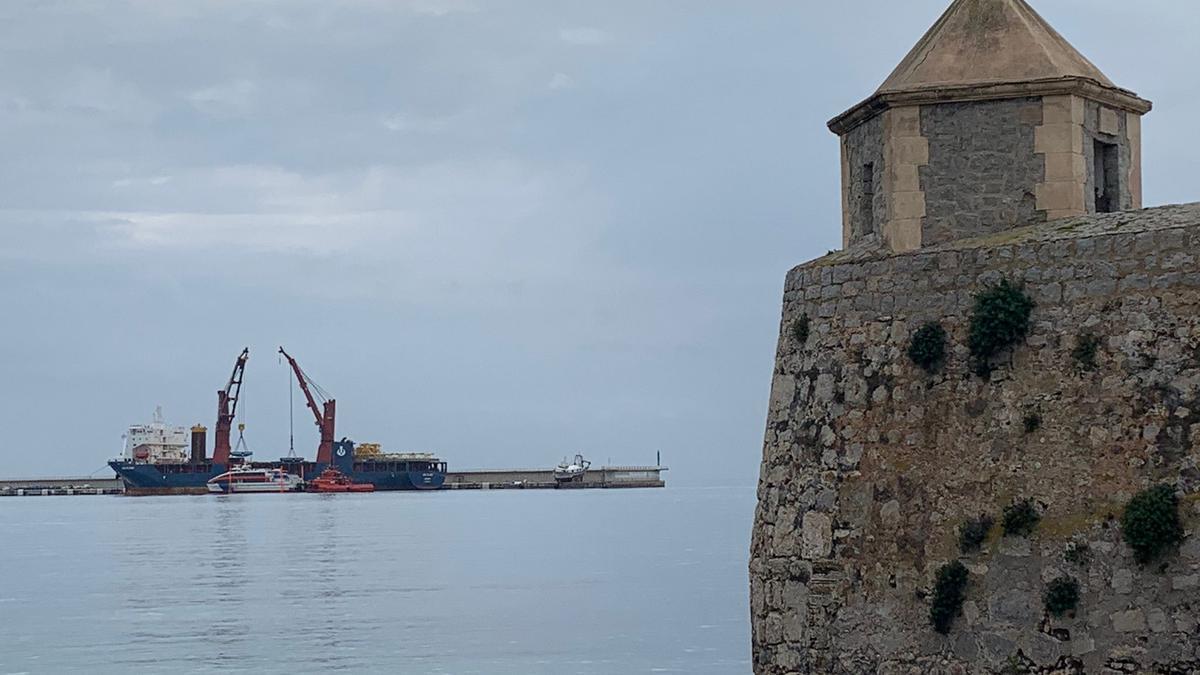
[{"x1": 109, "y1": 347, "x2": 447, "y2": 495}]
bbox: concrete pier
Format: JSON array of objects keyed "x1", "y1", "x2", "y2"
[
  {"x1": 0, "y1": 477, "x2": 124, "y2": 497},
  {"x1": 445, "y1": 466, "x2": 668, "y2": 490}
]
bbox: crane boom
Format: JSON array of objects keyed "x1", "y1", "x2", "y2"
[
  {"x1": 278, "y1": 347, "x2": 337, "y2": 464},
  {"x1": 212, "y1": 348, "x2": 250, "y2": 465}
]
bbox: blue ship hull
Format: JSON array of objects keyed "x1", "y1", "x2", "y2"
[{"x1": 109, "y1": 441, "x2": 445, "y2": 494}]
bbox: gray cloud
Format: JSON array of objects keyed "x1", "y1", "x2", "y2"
[{"x1": 1, "y1": 1, "x2": 1197, "y2": 482}]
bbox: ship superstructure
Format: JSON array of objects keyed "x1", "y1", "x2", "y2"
[{"x1": 122, "y1": 407, "x2": 189, "y2": 464}]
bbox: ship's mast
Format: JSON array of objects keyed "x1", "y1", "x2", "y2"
[
  {"x1": 278, "y1": 347, "x2": 336, "y2": 464},
  {"x1": 212, "y1": 348, "x2": 249, "y2": 465}
]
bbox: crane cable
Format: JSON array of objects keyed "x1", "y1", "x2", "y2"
[{"x1": 233, "y1": 370, "x2": 251, "y2": 458}]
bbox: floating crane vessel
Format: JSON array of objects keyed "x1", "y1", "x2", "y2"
[{"x1": 108, "y1": 347, "x2": 447, "y2": 495}]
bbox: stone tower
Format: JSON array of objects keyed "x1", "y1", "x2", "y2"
[
  {"x1": 830, "y1": 0, "x2": 1152, "y2": 253},
  {"x1": 751, "y1": 2, "x2": 1200, "y2": 673}
]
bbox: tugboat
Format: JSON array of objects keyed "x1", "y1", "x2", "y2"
[
  {"x1": 553, "y1": 454, "x2": 591, "y2": 483},
  {"x1": 207, "y1": 466, "x2": 303, "y2": 494},
  {"x1": 307, "y1": 467, "x2": 375, "y2": 493}
]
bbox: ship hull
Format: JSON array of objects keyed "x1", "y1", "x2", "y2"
[{"x1": 109, "y1": 445, "x2": 446, "y2": 495}]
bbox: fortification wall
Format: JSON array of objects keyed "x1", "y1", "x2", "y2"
[{"x1": 750, "y1": 203, "x2": 1200, "y2": 674}]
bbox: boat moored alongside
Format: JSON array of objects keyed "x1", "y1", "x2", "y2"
[{"x1": 207, "y1": 467, "x2": 302, "y2": 494}]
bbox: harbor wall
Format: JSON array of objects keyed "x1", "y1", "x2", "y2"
[
  {"x1": 445, "y1": 466, "x2": 667, "y2": 489},
  {"x1": 0, "y1": 477, "x2": 124, "y2": 496}
]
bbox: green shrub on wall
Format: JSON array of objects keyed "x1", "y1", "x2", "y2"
[
  {"x1": 967, "y1": 279, "x2": 1035, "y2": 375},
  {"x1": 1122, "y1": 485, "x2": 1184, "y2": 564},
  {"x1": 790, "y1": 314, "x2": 810, "y2": 345},
  {"x1": 908, "y1": 321, "x2": 948, "y2": 373},
  {"x1": 1043, "y1": 577, "x2": 1080, "y2": 617},
  {"x1": 1072, "y1": 332, "x2": 1102, "y2": 370},
  {"x1": 1002, "y1": 499, "x2": 1041, "y2": 537},
  {"x1": 958, "y1": 514, "x2": 994, "y2": 554},
  {"x1": 929, "y1": 561, "x2": 969, "y2": 634}
]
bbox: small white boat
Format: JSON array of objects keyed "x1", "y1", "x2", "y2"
[
  {"x1": 207, "y1": 467, "x2": 302, "y2": 494},
  {"x1": 553, "y1": 454, "x2": 591, "y2": 482}
]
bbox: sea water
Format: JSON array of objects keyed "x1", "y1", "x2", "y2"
[{"x1": 0, "y1": 486, "x2": 753, "y2": 674}]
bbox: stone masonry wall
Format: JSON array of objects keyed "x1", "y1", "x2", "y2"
[
  {"x1": 751, "y1": 203, "x2": 1200, "y2": 674},
  {"x1": 920, "y1": 98, "x2": 1047, "y2": 247},
  {"x1": 841, "y1": 114, "x2": 886, "y2": 248}
]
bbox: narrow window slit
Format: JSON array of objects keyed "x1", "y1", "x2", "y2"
[
  {"x1": 860, "y1": 163, "x2": 875, "y2": 234},
  {"x1": 1093, "y1": 140, "x2": 1120, "y2": 213}
]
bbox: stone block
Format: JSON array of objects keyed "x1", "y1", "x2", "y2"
[
  {"x1": 1043, "y1": 152, "x2": 1086, "y2": 182},
  {"x1": 890, "y1": 163, "x2": 922, "y2": 193},
  {"x1": 1036, "y1": 181, "x2": 1086, "y2": 213},
  {"x1": 1127, "y1": 114, "x2": 1143, "y2": 209},
  {"x1": 1035, "y1": 123, "x2": 1084, "y2": 155},
  {"x1": 886, "y1": 218, "x2": 922, "y2": 253},
  {"x1": 891, "y1": 136, "x2": 929, "y2": 166},
  {"x1": 1111, "y1": 608, "x2": 1146, "y2": 633},
  {"x1": 1099, "y1": 107, "x2": 1120, "y2": 136},
  {"x1": 1172, "y1": 574, "x2": 1198, "y2": 590},
  {"x1": 891, "y1": 191, "x2": 926, "y2": 220},
  {"x1": 890, "y1": 106, "x2": 922, "y2": 138},
  {"x1": 770, "y1": 375, "x2": 796, "y2": 412},
  {"x1": 1146, "y1": 607, "x2": 1169, "y2": 633},
  {"x1": 1042, "y1": 95, "x2": 1084, "y2": 126},
  {"x1": 800, "y1": 511, "x2": 832, "y2": 560}
]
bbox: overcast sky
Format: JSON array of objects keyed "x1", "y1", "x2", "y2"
[{"x1": 1, "y1": 1, "x2": 1197, "y2": 485}]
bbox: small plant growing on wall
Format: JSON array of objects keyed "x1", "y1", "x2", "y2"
[
  {"x1": 967, "y1": 279, "x2": 1035, "y2": 376},
  {"x1": 1122, "y1": 485, "x2": 1184, "y2": 564},
  {"x1": 908, "y1": 321, "x2": 948, "y2": 373},
  {"x1": 929, "y1": 560, "x2": 969, "y2": 634},
  {"x1": 1002, "y1": 499, "x2": 1041, "y2": 537},
  {"x1": 958, "y1": 514, "x2": 994, "y2": 554},
  {"x1": 790, "y1": 314, "x2": 810, "y2": 346},
  {"x1": 1043, "y1": 576, "x2": 1080, "y2": 617},
  {"x1": 1072, "y1": 332, "x2": 1102, "y2": 370}
]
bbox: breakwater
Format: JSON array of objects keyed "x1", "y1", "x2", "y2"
[{"x1": 1, "y1": 466, "x2": 667, "y2": 496}]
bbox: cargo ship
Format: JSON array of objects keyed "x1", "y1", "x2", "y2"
[{"x1": 108, "y1": 347, "x2": 447, "y2": 495}]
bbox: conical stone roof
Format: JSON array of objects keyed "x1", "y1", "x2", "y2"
[{"x1": 829, "y1": 0, "x2": 1151, "y2": 134}]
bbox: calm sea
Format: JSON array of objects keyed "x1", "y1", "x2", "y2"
[{"x1": 0, "y1": 486, "x2": 754, "y2": 674}]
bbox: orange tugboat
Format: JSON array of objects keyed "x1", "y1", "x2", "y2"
[{"x1": 307, "y1": 467, "x2": 375, "y2": 493}]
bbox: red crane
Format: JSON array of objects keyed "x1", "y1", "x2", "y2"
[
  {"x1": 278, "y1": 347, "x2": 336, "y2": 464},
  {"x1": 212, "y1": 348, "x2": 250, "y2": 465}
]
